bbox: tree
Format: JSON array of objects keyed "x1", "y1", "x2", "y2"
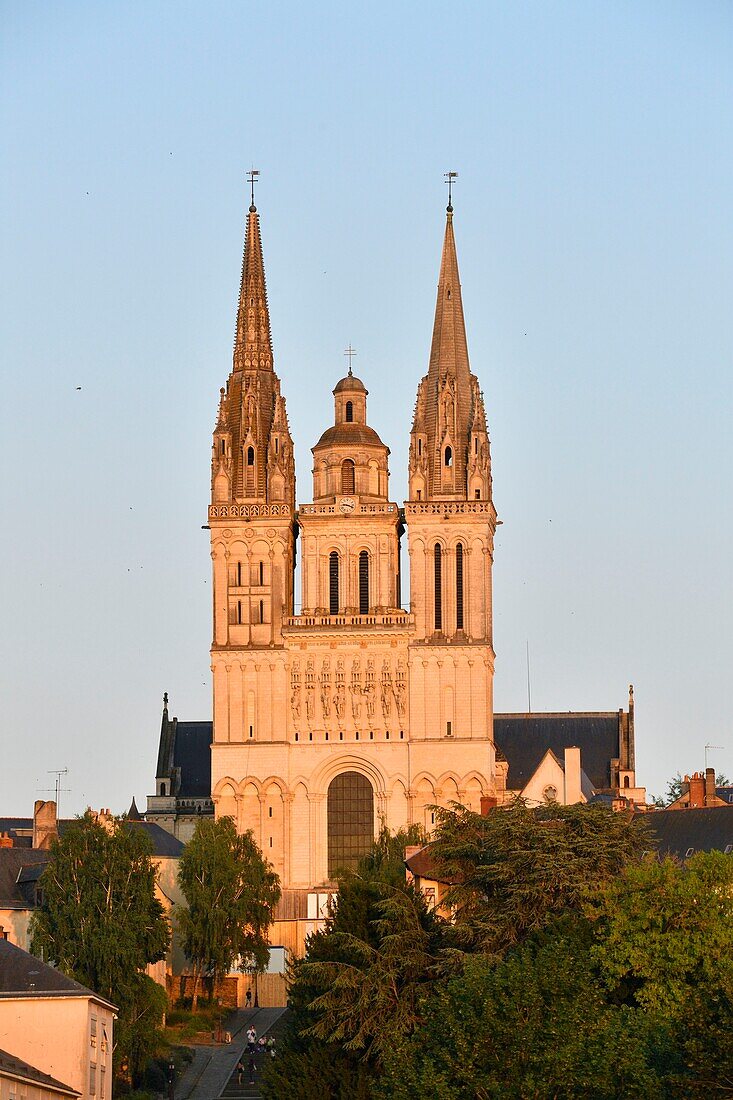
[
  {"x1": 428, "y1": 798, "x2": 650, "y2": 954},
  {"x1": 176, "y1": 816, "x2": 280, "y2": 1010},
  {"x1": 30, "y1": 812, "x2": 170, "y2": 1077},
  {"x1": 587, "y1": 850, "x2": 733, "y2": 1096}
]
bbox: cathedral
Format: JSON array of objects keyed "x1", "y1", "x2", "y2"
[{"x1": 147, "y1": 187, "x2": 642, "y2": 952}]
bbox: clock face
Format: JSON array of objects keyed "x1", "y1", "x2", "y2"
[{"x1": 339, "y1": 498, "x2": 355, "y2": 514}]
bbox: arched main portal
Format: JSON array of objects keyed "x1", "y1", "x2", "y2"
[{"x1": 327, "y1": 771, "x2": 374, "y2": 876}]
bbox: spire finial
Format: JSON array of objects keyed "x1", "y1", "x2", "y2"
[
  {"x1": 344, "y1": 344, "x2": 357, "y2": 377},
  {"x1": 445, "y1": 170, "x2": 458, "y2": 213},
  {"x1": 247, "y1": 167, "x2": 260, "y2": 212}
]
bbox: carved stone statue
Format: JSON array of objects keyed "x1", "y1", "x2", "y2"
[
  {"x1": 380, "y1": 659, "x2": 392, "y2": 719},
  {"x1": 350, "y1": 659, "x2": 362, "y2": 720}
]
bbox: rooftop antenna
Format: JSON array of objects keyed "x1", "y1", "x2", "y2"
[
  {"x1": 444, "y1": 170, "x2": 458, "y2": 211},
  {"x1": 526, "y1": 640, "x2": 532, "y2": 714},
  {"x1": 39, "y1": 768, "x2": 70, "y2": 820},
  {"x1": 247, "y1": 168, "x2": 260, "y2": 210},
  {"x1": 343, "y1": 344, "x2": 357, "y2": 377},
  {"x1": 704, "y1": 743, "x2": 723, "y2": 770}
]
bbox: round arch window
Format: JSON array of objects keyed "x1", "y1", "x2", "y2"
[{"x1": 327, "y1": 771, "x2": 374, "y2": 876}]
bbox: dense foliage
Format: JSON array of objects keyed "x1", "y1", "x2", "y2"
[
  {"x1": 30, "y1": 813, "x2": 170, "y2": 1078},
  {"x1": 262, "y1": 802, "x2": 733, "y2": 1099},
  {"x1": 176, "y1": 816, "x2": 280, "y2": 1009}
]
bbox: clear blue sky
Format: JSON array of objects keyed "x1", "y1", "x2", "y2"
[{"x1": 1, "y1": 1, "x2": 731, "y2": 815}]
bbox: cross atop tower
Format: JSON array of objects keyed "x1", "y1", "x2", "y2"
[
  {"x1": 343, "y1": 344, "x2": 357, "y2": 376},
  {"x1": 247, "y1": 168, "x2": 260, "y2": 211},
  {"x1": 445, "y1": 170, "x2": 458, "y2": 212}
]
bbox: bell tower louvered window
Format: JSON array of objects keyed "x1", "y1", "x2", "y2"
[
  {"x1": 359, "y1": 551, "x2": 369, "y2": 615},
  {"x1": 345, "y1": 401, "x2": 353, "y2": 422},
  {"x1": 329, "y1": 551, "x2": 339, "y2": 615},
  {"x1": 246, "y1": 446, "x2": 255, "y2": 494},
  {"x1": 434, "y1": 544, "x2": 442, "y2": 631},
  {"x1": 341, "y1": 459, "x2": 355, "y2": 495},
  {"x1": 456, "y1": 542, "x2": 464, "y2": 630}
]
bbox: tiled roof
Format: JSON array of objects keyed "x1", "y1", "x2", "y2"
[
  {"x1": 494, "y1": 713, "x2": 620, "y2": 791},
  {"x1": 0, "y1": 820, "x2": 182, "y2": 862},
  {"x1": 0, "y1": 940, "x2": 116, "y2": 1010},
  {"x1": 644, "y1": 806, "x2": 733, "y2": 861},
  {"x1": 0, "y1": 1046, "x2": 79, "y2": 1097},
  {"x1": 0, "y1": 849, "x2": 49, "y2": 907}
]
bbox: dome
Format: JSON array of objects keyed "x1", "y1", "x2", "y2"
[
  {"x1": 313, "y1": 423, "x2": 387, "y2": 450},
  {"x1": 333, "y1": 374, "x2": 368, "y2": 395}
]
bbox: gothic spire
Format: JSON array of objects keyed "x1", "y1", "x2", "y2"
[
  {"x1": 427, "y1": 205, "x2": 472, "y2": 402},
  {"x1": 233, "y1": 202, "x2": 273, "y2": 371}
]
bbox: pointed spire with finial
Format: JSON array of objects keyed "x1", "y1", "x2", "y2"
[{"x1": 233, "y1": 169, "x2": 273, "y2": 372}]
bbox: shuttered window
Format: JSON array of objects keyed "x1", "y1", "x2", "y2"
[
  {"x1": 329, "y1": 552, "x2": 339, "y2": 615},
  {"x1": 456, "y1": 542, "x2": 464, "y2": 630},
  {"x1": 359, "y1": 551, "x2": 369, "y2": 615},
  {"x1": 434, "y1": 544, "x2": 442, "y2": 631}
]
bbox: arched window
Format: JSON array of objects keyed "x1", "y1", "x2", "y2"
[
  {"x1": 456, "y1": 542, "x2": 464, "y2": 630},
  {"x1": 623, "y1": 775, "x2": 630, "y2": 789},
  {"x1": 345, "y1": 400, "x2": 353, "y2": 423},
  {"x1": 329, "y1": 551, "x2": 339, "y2": 615},
  {"x1": 434, "y1": 544, "x2": 442, "y2": 631},
  {"x1": 359, "y1": 551, "x2": 369, "y2": 615},
  {"x1": 328, "y1": 771, "x2": 374, "y2": 875},
  {"x1": 247, "y1": 447, "x2": 255, "y2": 466},
  {"x1": 341, "y1": 459, "x2": 355, "y2": 495},
  {"x1": 444, "y1": 446, "x2": 453, "y2": 468}
]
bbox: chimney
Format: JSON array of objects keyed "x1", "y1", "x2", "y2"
[
  {"x1": 564, "y1": 747, "x2": 582, "y2": 805},
  {"x1": 687, "y1": 772, "x2": 705, "y2": 808},
  {"x1": 33, "y1": 800, "x2": 58, "y2": 850},
  {"x1": 480, "y1": 796, "x2": 498, "y2": 816},
  {"x1": 0, "y1": 833, "x2": 13, "y2": 849},
  {"x1": 705, "y1": 768, "x2": 716, "y2": 805}
]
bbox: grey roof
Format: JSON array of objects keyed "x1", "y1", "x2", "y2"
[
  {"x1": 0, "y1": 820, "x2": 182, "y2": 862},
  {"x1": 717, "y1": 787, "x2": 733, "y2": 805},
  {"x1": 0, "y1": 849, "x2": 49, "y2": 907},
  {"x1": 644, "y1": 806, "x2": 733, "y2": 861},
  {"x1": 133, "y1": 821, "x2": 184, "y2": 857},
  {"x1": 494, "y1": 713, "x2": 621, "y2": 791},
  {"x1": 173, "y1": 723, "x2": 213, "y2": 798},
  {"x1": 0, "y1": 940, "x2": 116, "y2": 1010},
  {"x1": 0, "y1": 1046, "x2": 79, "y2": 1097}
]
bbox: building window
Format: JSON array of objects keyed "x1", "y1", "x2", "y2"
[
  {"x1": 456, "y1": 542, "x2": 464, "y2": 630},
  {"x1": 345, "y1": 400, "x2": 353, "y2": 423},
  {"x1": 444, "y1": 446, "x2": 452, "y2": 468},
  {"x1": 416, "y1": 489, "x2": 422, "y2": 500},
  {"x1": 327, "y1": 771, "x2": 374, "y2": 876},
  {"x1": 246, "y1": 447, "x2": 255, "y2": 494},
  {"x1": 221, "y1": 439, "x2": 226, "y2": 454},
  {"x1": 237, "y1": 601, "x2": 242, "y2": 625},
  {"x1": 90, "y1": 1063, "x2": 97, "y2": 1096},
  {"x1": 359, "y1": 551, "x2": 369, "y2": 615},
  {"x1": 475, "y1": 489, "x2": 481, "y2": 499},
  {"x1": 259, "y1": 561, "x2": 264, "y2": 585},
  {"x1": 237, "y1": 561, "x2": 242, "y2": 586},
  {"x1": 543, "y1": 785, "x2": 558, "y2": 802},
  {"x1": 434, "y1": 544, "x2": 442, "y2": 631},
  {"x1": 329, "y1": 552, "x2": 339, "y2": 615},
  {"x1": 623, "y1": 776, "x2": 630, "y2": 788},
  {"x1": 341, "y1": 459, "x2": 355, "y2": 495},
  {"x1": 418, "y1": 438, "x2": 422, "y2": 455},
  {"x1": 446, "y1": 721, "x2": 452, "y2": 737},
  {"x1": 259, "y1": 599, "x2": 264, "y2": 624},
  {"x1": 247, "y1": 447, "x2": 255, "y2": 466}
]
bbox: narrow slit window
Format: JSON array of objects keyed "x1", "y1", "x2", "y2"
[
  {"x1": 456, "y1": 542, "x2": 464, "y2": 630},
  {"x1": 329, "y1": 551, "x2": 339, "y2": 615},
  {"x1": 444, "y1": 446, "x2": 453, "y2": 468},
  {"x1": 259, "y1": 561, "x2": 264, "y2": 585},
  {"x1": 359, "y1": 551, "x2": 369, "y2": 615},
  {"x1": 345, "y1": 401, "x2": 353, "y2": 423},
  {"x1": 434, "y1": 544, "x2": 442, "y2": 631},
  {"x1": 237, "y1": 600, "x2": 243, "y2": 625},
  {"x1": 247, "y1": 447, "x2": 255, "y2": 466},
  {"x1": 418, "y1": 438, "x2": 422, "y2": 456},
  {"x1": 237, "y1": 562, "x2": 242, "y2": 586},
  {"x1": 259, "y1": 599, "x2": 264, "y2": 624},
  {"x1": 341, "y1": 459, "x2": 355, "y2": 495}
]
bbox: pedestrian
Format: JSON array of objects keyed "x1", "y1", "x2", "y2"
[
  {"x1": 245, "y1": 989, "x2": 252, "y2": 1009},
  {"x1": 236, "y1": 1061, "x2": 244, "y2": 1086},
  {"x1": 247, "y1": 1025, "x2": 256, "y2": 1053},
  {"x1": 258, "y1": 1035, "x2": 266, "y2": 1055},
  {"x1": 248, "y1": 1057, "x2": 256, "y2": 1085}
]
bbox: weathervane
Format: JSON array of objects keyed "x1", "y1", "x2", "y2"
[
  {"x1": 445, "y1": 170, "x2": 458, "y2": 211},
  {"x1": 344, "y1": 344, "x2": 357, "y2": 376},
  {"x1": 247, "y1": 168, "x2": 260, "y2": 210}
]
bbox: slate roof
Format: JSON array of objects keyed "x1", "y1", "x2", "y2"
[
  {"x1": 0, "y1": 1046, "x2": 79, "y2": 1097},
  {"x1": 494, "y1": 713, "x2": 621, "y2": 791},
  {"x1": 643, "y1": 806, "x2": 733, "y2": 861},
  {"x1": 172, "y1": 722, "x2": 213, "y2": 798},
  {"x1": 0, "y1": 849, "x2": 49, "y2": 907},
  {"x1": 0, "y1": 940, "x2": 116, "y2": 1010},
  {"x1": 0, "y1": 821, "x2": 182, "y2": 861}
]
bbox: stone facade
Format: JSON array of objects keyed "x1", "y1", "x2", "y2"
[{"x1": 209, "y1": 197, "x2": 500, "y2": 893}]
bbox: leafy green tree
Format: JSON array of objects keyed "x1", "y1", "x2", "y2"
[
  {"x1": 30, "y1": 813, "x2": 170, "y2": 1077},
  {"x1": 176, "y1": 816, "x2": 280, "y2": 1010},
  {"x1": 378, "y1": 931, "x2": 669, "y2": 1100},
  {"x1": 429, "y1": 798, "x2": 650, "y2": 953},
  {"x1": 588, "y1": 850, "x2": 733, "y2": 1096}
]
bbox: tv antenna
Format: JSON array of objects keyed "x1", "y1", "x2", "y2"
[
  {"x1": 39, "y1": 768, "x2": 70, "y2": 820},
  {"x1": 704, "y1": 744, "x2": 723, "y2": 770}
]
